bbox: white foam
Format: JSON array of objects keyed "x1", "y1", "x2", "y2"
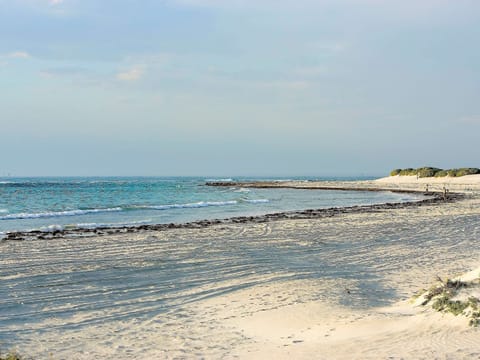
[
  {"x1": 145, "y1": 201, "x2": 238, "y2": 210},
  {"x1": 0, "y1": 198, "x2": 271, "y2": 222},
  {"x1": 234, "y1": 188, "x2": 251, "y2": 193},
  {"x1": 0, "y1": 207, "x2": 123, "y2": 220},
  {"x1": 74, "y1": 219, "x2": 153, "y2": 229},
  {"x1": 205, "y1": 178, "x2": 234, "y2": 182},
  {"x1": 39, "y1": 224, "x2": 65, "y2": 232},
  {"x1": 243, "y1": 199, "x2": 270, "y2": 204},
  {"x1": 0, "y1": 209, "x2": 8, "y2": 213}
]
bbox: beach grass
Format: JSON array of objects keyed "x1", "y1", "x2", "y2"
[
  {"x1": 416, "y1": 275, "x2": 480, "y2": 326},
  {"x1": 0, "y1": 350, "x2": 24, "y2": 360}
]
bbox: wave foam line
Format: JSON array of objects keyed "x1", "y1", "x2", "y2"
[
  {"x1": 233, "y1": 188, "x2": 250, "y2": 193},
  {"x1": 0, "y1": 207, "x2": 123, "y2": 220},
  {"x1": 39, "y1": 219, "x2": 154, "y2": 232},
  {"x1": 75, "y1": 219, "x2": 153, "y2": 229},
  {"x1": 205, "y1": 178, "x2": 233, "y2": 182},
  {"x1": 143, "y1": 200, "x2": 238, "y2": 210},
  {"x1": 0, "y1": 199, "x2": 269, "y2": 221},
  {"x1": 242, "y1": 199, "x2": 269, "y2": 204}
]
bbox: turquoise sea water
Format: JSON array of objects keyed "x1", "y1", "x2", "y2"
[{"x1": 0, "y1": 176, "x2": 422, "y2": 235}]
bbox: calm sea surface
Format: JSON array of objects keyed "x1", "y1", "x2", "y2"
[{"x1": 0, "y1": 176, "x2": 420, "y2": 235}]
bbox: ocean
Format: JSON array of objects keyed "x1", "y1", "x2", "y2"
[{"x1": 0, "y1": 176, "x2": 420, "y2": 236}]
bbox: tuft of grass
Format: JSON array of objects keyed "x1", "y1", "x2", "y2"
[
  {"x1": 470, "y1": 312, "x2": 480, "y2": 327},
  {"x1": 467, "y1": 296, "x2": 479, "y2": 310},
  {"x1": 0, "y1": 351, "x2": 23, "y2": 360},
  {"x1": 416, "y1": 276, "x2": 480, "y2": 326},
  {"x1": 432, "y1": 295, "x2": 469, "y2": 315}
]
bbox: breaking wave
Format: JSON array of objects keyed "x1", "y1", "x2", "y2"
[
  {"x1": 242, "y1": 199, "x2": 269, "y2": 204},
  {"x1": 0, "y1": 207, "x2": 123, "y2": 220},
  {"x1": 139, "y1": 200, "x2": 238, "y2": 210},
  {"x1": 0, "y1": 199, "x2": 270, "y2": 221},
  {"x1": 205, "y1": 178, "x2": 233, "y2": 182}
]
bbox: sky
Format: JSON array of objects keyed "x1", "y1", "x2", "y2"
[{"x1": 0, "y1": 0, "x2": 479, "y2": 177}]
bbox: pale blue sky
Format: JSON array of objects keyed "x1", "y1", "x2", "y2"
[{"x1": 1, "y1": 0, "x2": 479, "y2": 176}]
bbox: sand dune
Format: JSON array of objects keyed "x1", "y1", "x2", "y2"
[{"x1": 374, "y1": 174, "x2": 480, "y2": 193}]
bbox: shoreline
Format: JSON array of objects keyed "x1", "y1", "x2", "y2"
[
  {"x1": 1, "y1": 185, "x2": 461, "y2": 242},
  {"x1": 2, "y1": 180, "x2": 480, "y2": 358}
]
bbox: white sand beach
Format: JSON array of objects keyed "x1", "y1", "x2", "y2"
[
  {"x1": 3, "y1": 176, "x2": 480, "y2": 359},
  {"x1": 374, "y1": 174, "x2": 480, "y2": 192}
]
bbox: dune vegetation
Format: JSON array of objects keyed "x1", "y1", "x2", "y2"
[
  {"x1": 390, "y1": 167, "x2": 480, "y2": 178},
  {"x1": 0, "y1": 351, "x2": 24, "y2": 360},
  {"x1": 414, "y1": 274, "x2": 480, "y2": 327}
]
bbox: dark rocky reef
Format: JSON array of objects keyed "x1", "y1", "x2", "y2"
[{"x1": 206, "y1": 181, "x2": 428, "y2": 193}]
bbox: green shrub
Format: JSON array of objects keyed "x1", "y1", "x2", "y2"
[
  {"x1": 454, "y1": 168, "x2": 480, "y2": 177},
  {"x1": 399, "y1": 168, "x2": 415, "y2": 176},
  {"x1": 447, "y1": 169, "x2": 459, "y2": 177},
  {"x1": 390, "y1": 167, "x2": 480, "y2": 178},
  {"x1": 434, "y1": 170, "x2": 448, "y2": 177},
  {"x1": 416, "y1": 167, "x2": 442, "y2": 178}
]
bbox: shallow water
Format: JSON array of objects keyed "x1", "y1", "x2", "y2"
[{"x1": 0, "y1": 176, "x2": 421, "y2": 234}]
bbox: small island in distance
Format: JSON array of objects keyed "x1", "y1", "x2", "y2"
[{"x1": 390, "y1": 167, "x2": 480, "y2": 178}]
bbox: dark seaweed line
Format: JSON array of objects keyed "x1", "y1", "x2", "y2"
[
  {"x1": 1, "y1": 186, "x2": 463, "y2": 243},
  {"x1": 205, "y1": 181, "x2": 429, "y2": 193}
]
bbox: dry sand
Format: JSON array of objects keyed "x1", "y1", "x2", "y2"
[
  {"x1": 374, "y1": 174, "x2": 480, "y2": 192},
  {"x1": 245, "y1": 174, "x2": 480, "y2": 194},
  {"x1": 3, "y1": 176, "x2": 480, "y2": 359}
]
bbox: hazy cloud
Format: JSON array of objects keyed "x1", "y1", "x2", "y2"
[
  {"x1": 39, "y1": 67, "x2": 88, "y2": 78},
  {"x1": 116, "y1": 67, "x2": 144, "y2": 81},
  {"x1": 2, "y1": 51, "x2": 31, "y2": 59},
  {"x1": 0, "y1": 51, "x2": 31, "y2": 66}
]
